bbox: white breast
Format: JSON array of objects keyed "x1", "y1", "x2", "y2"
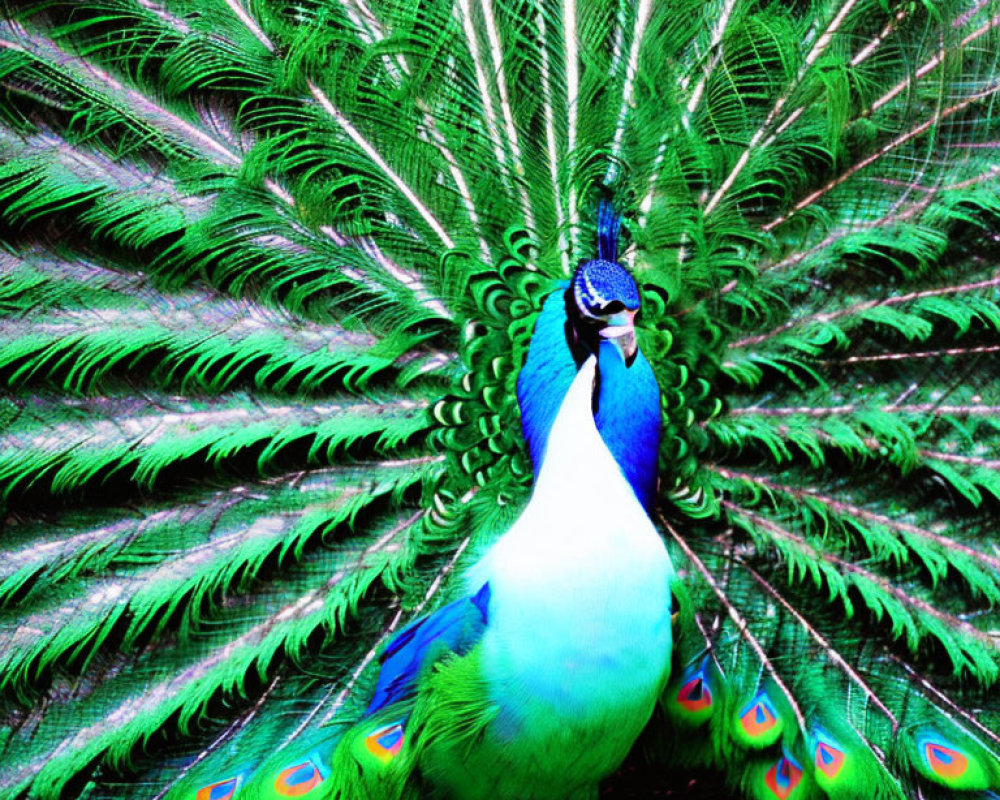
[{"x1": 467, "y1": 357, "x2": 674, "y2": 753}]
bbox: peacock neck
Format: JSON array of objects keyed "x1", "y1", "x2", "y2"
[{"x1": 517, "y1": 289, "x2": 662, "y2": 512}]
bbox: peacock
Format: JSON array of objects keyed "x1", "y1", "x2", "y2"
[
  {"x1": 1, "y1": 0, "x2": 999, "y2": 798},
  {"x1": 323, "y1": 344, "x2": 673, "y2": 800}
]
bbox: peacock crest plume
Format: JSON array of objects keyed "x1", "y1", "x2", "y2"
[{"x1": 0, "y1": 0, "x2": 998, "y2": 798}]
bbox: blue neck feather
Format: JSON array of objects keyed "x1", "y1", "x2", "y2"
[
  {"x1": 517, "y1": 288, "x2": 661, "y2": 512},
  {"x1": 517, "y1": 290, "x2": 578, "y2": 474},
  {"x1": 594, "y1": 338, "x2": 661, "y2": 512}
]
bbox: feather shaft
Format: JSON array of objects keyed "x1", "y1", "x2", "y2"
[
  {"x1": 661, "y1": 516, "x2": 809, "y2": 734},
  {"x1": 764, "y1": 82, "x2": 1000, "y2": 232},
  {"x1": 739, "y1": 560, "x2": 899, "y2": 728},
  {"x1": 307, "y1": 81, "x2": 454, "y2": 250}
]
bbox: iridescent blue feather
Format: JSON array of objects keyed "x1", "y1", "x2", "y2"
[
  {"x1": 594, "y1": 339, "x2": 661, "y2": 512},
  {"x1": 366, "y1": 583, "x2": 490, "y2": 716}
]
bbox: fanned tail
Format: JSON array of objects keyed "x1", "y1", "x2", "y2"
[{"x1": 1, "y1": 0, "x2": 999, "y2": 798}]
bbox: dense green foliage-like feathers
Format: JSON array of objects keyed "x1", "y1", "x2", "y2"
[{"x1": 0, "y1": 0, "x2": 999, "y2": 797}]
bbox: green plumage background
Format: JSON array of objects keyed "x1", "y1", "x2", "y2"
[{"x1": 0, "y1": 0, "x2": 998, "y2": 798}]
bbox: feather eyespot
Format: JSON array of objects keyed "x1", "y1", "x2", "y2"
[
  {"x1": 365, "y1": 722, "x2": 405, "y2": 764},
  {"x1": 913, "y1": 729, "x2": 990, "y2": 789},
  {"x1": 924, "y1": 742, "x2": 969, "y2": 781},
  {"x1": 814, "y1": 740, "x2": 846, "y2": 780},
  {"x1": 274, "y1": 758, "x2": 325, "y2": 796},
  {"x1": 677, "y1": 673, "x2": 712, "y2": 713},
  {"x1": 764, "y1": 752, "x2": 802, "y2": 799},
  {"x1": 195, "y1": 777, "x2": 241, "y2": 800},
  {"x1": 739, "y1": 692, "x2": 778, "y2": 739}
]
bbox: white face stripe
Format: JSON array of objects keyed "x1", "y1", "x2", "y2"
[
  {"x1": 574, "y1": 275, "x2": 603, "y2": 320},
  {"x1": 575, "y1": 267, "x2": 614, "y2": 320},
  {"x1": 583, "y1": 268, "x2": 604, "y2": 307}
]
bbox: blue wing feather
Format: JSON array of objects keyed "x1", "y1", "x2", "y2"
[
  {"x1": 365, "y1": 583, "x2": 491, "y2": 716},
  {"x1": 517, "y1": 288, "x2": 577, "y2": 473}
]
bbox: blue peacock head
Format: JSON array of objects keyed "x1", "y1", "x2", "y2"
[
  {"x1": 566, "y1": 257, "x2": 643, "y2": 367},
  {"x1": 563, "y1": 200, "x2": 644, "y2": 368}
]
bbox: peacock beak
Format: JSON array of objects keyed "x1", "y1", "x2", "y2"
[{"x1": 599, "y1": 310, "x2": 638, "y2": 366}]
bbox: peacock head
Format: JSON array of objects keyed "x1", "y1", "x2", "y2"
[{"x1": 567, "y1": 258, "x2": 642, "y2": 367}]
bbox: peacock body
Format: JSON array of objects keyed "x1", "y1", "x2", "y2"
[
  {"x1": 400, "y1": 356, "x2": 672, "y2": 800},
  {"x1": 1, "y1": 0, "x2": 999, "y2": 798}
]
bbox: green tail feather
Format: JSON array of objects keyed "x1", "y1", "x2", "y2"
[{"x1": 320, "y1": 713, "x2": 417, "y2": 800}]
